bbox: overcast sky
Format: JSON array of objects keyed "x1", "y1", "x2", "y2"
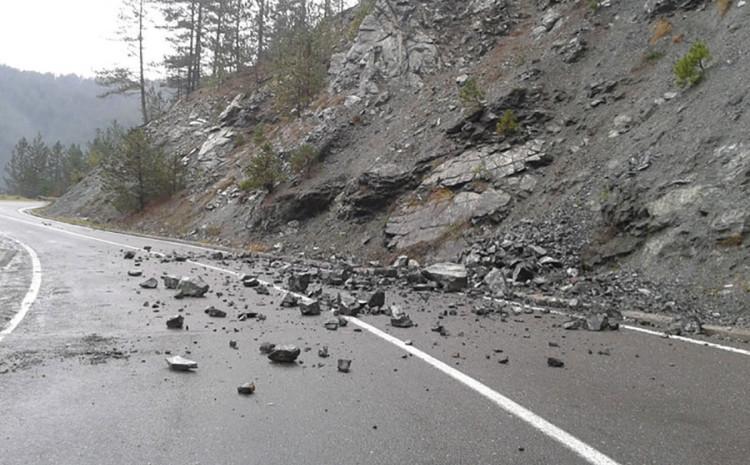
[{"x1": 0, "y1": 0, "x2": 168, "y2": 78}]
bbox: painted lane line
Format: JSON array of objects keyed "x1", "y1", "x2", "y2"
[
  {"x1": 0, "y1": 234, "x2": 42, "y2": 343},
  {"x1": 343, "y1": 316, "x2": 623, "y2": 465},
  {"x1": 7, "y1": 208, "x2": 750, "y2": 357},
  {"x1": 485, "y1": 296, "x2": 750, "y2": 357}
]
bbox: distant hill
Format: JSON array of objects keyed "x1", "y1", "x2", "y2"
[{"x1": 0, "y1": 64, "x2": 140, "y2": 185}]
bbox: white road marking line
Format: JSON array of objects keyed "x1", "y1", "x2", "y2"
[
  {"x1": 343, "y1": 316, "x2": 622, "y2": 465},
  {"x1": 0, "y1": 234, "x2": 42, "y2": 343},
  {"x1": 486, "y1": 296, "x2": 750, "y2": 357},
  {"x1": 6, "y1": 205, "x2": 750, "y2": 358}
]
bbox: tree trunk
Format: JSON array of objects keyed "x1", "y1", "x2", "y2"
[{"x1": 138, "y1": 0, "x2": 148, "y2": 124}]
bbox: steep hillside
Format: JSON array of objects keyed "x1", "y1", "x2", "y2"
[
  {"x1": 48, "y1": 0, "x2": 750, "y2": 327},
  {"x1": 0, "y1": 65, "x2": 140, "y2": 181}
]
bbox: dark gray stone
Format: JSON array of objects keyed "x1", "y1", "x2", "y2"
[
  {"x1": 139, "y1": 278, "x2": 158, "y2": 289},
  {"x1": 268, "y1": 345, "x2": 301, "y2": 363}
]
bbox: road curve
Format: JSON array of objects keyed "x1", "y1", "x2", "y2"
[{"x1": 0, "y1": 201, "x2": 748, "y2": 465}]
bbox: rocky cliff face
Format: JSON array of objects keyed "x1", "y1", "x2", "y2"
[{"x1": 47, "y1": 0, "x2": 750, "y2": 326}]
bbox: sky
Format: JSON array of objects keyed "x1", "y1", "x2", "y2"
[{"x1": 0, "y1": 0, "x2": 168, "y2": 78}]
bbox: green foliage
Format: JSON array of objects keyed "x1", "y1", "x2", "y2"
[
  {"x1": 496, "y1": 110, "x2": 520, "y2": 136},
  {"x1": 100, "y1": 127, "x2": 177, "y2": 212},
  {"x1": 674, "y1": 41, "x2": 711, "y2": 88},
  {"x1": 241, "y1": 127, "x2": 284, "y2": 192},
  {"x1": 459, "y1": 78, "x2": 485, "y2": 111},
  {"x1": 290, "y1": 144, "x2": 320, "y2": 177},
  {"x1": 348, "y1": 0, "x2": 376, "y2": 40},
  {"x1": 587, "y1": 0, "x2": 601, "y2": 12},
  {"x1": 644, "y1": 50, "x2": 665, "y2": 62}
]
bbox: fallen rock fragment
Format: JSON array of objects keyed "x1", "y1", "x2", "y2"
[
  {"x1": 324, "y1": 318, "x2": 340, "y2": 330},
  {"x1": 280, "y1": 292, "x2": 299, "y2": 308},
  {"x1": 238, "y1": 311, "x2": 258, "y2": 321},
  {"x1": 562, "y1": 319, "x2": 582, "y2": 330},
  {"x1": 241, "y1": 275, "x2": 260, "y2": 287},
  {"x1": 367, "y1": 290, "x2": 386, "y2": 308},
  {"x1": 547, "y1": 357, "x2": 565, "y2": 368},
  {"x1": 229, "y1": 340, "x2": 238, "y2": 349},
  {"x1": 166, "y1": 315, "x2": 184, "y2": 329},
  {"x1": 162, "y1": 275, "x2": 180, "y2": 289},
  {"x1": 124, "y1": 251, "x2": 136, "y2": 259},
  {"x1": 423, "y1": 263, "x2": 468, "y2": 292},
  {"x1": 128, "y1": 269, "x2": 143, "y2": 277},
  {"x1": 205, "y1": 306, "x2": 227, "y2": 318},
  {"x1": 299, "y1": 297, "x2": 321, "y2": 316},
  {"x1": 139, "y1": 278, "x2": 158, "y2": 289},
  {"x1": 268, "y1": 345, "x2": 301, "y2": 363},
  {"x1": 287, "y1": 272, "x2": 311, "y2": 293},
  {"x1": 337, "y1": 359, "x2": 352, "y2": 373},
  {"x1": 237, "y1": 382, "x2": 256, "y2": 395},
  {"x1": 166, "y1": 355, "x2": 198, "y2": 371},
  {"x1": 175, "y1": 277, "x2": 210, "y2": 298},
  {"x1": 255, "y1": 284, "x2": 270, "y2": 295},
  {"x1": 390, "y1": 306, "x2": 414, "y2": 328},
  {"x1": 318, "y1": 346, "x2": 329, "y2": 358}
]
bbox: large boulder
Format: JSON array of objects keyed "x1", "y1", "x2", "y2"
[
  {"x1": 175, "y1": 277, "x2": 210, "y2": 298},
  {"x1": 423, "y1": 263, "x2": 468, "y2": 291}
]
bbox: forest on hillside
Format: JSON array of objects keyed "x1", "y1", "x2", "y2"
[{"x1": 0, "y1": 65, "x2": 140, "y2": 185}]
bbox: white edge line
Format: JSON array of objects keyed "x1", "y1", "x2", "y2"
[
  {"x1": 0, "y1": 234, "x2": 42, "y2": 342},
  {"x1": 343, "y1": 315, "x2": 622, "y2": 465},
  {"x1": 6, "y1": 205, "x2": 750, "y2": 360},
  {"x1": 485, "y1": 296, "x2": 750, "y2": 357}
]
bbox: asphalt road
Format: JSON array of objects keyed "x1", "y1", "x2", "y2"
[{"x1": 1, "y1": 200, "x2": 748, "y2": 465}]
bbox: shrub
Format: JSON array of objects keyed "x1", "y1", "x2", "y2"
[
  {"x1": 587, "y1": 0, "x2": 601, "y2": 12},
  {"x1": 496, "y1": 110, "x2": 520, "y2": 136},
  {"x1": 674, "y1": 41, "x2": 710, "y2": 88},
  {"x1": 240, "y1": 144, "x2": 284, "y2": 192},
  {"x1": 290, "y1": 144, "x2": 320, "y2": 177},
  {"x1": 459, "y1": 77, "x2": 485, "y2": 111}
]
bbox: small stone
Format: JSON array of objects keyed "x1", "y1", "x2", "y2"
[
  {"x1": 237, "y1": 382, "x2": 256, "y2": 395},
  {"x1": 128, "y1": 269, "x2": 143, "y2": 277},
  {"x1": 139, "y1": 278, "x2": 158, "y2": 289},
  {"x1": 318, "y1": 346, "x2": 329, "y2": 358},
  {"x1": 124, "y1": 251, "x2": 136, "y2": 259},
  {"x1": 241, "y1": 275, "x2": 260, "y2": 287},
  {"x1": 255, "y1": 284, "x2": 270, "y2": 295},
  {"x1": 390, "y1": 306, "x2": 414, "y2": 328},
  {"x1": 562, "y1": 319, "x2": 582, "y2": 330},
  {"x1": 547, "y1": 357, "x2": 565, "y2": 368},
  {"x1": 287, "y1": 273, "x2": 311, "y2": 293},
  {"x1": 166, "y1": 355, "x2": 198, "y2": 371},
  {"x1": 166, "y1": 315, "x2": 184, "y2": 329},
  {"x1": 280, "y1": 292, "x2": 299, "y2": 308},
  {"x1": 367, "y1": 290, "x2": 386, "y2": 308},
  {"x1": 229, "y1": 340, "x2": 238, "y2": 349},
  {"x1": 204, "y1": 306, "x2": 227, "y2": 318},
  {"x1": 175, "y1": 277, "x2": 210, "y2": 298},
  {"x1": 324, "y1": 318, "x2": 339, "y2": 330},
  {"x1": 299, "y1": 297, "x2": 321, "y2": 316},
  {"x1": 337, "y1": 359, "x2": 352, "y2": 373},
  {"x1": 268, "y1": 345, "x2": 301, "y2": 363}
]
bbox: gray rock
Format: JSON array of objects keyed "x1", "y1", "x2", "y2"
[
  {"x1": 268, "y1": 345, "x2": 301, "y2": 363},
  {"x1": 166, "y1": 355, "x2": 198, "y2": 371},
  {"x1": 166, "y1": 315, "x2": 184, "y2": 329},
  {"x1": 241, "y1": 275, "x2": 260, "y2": 287},
  {"x1": 175, "y1": 277, "x2": 210, "y2": 298},
  {"x1": 162, "y1": 275, "x2": 180, "y2": 289},
  {"x1": 128, "y1": 269, "x2": 143, "y2": 277},
  {"x1": 423, "y1": 263, "x2": 468, "y2": 292},
  {"x1": 367, "y1": 290, "x2": 386, "y2": 308},
  {"x1": 337, "y1": 359, "x2": 352, "y2": 373},
  {"x1": 287, "y1": 272, "x2": 311, "y2": 293},
  {"x1": 124, "y1": 251, "x2": 135, "y2": 259},
  {"x1": 139, "y1": 277, "x2": 158, "y2": 289},
  {"x1": 255, "y1": 284, "x2": 270, "y2": 295},
  {"x1": 204, "y1": 306, "x2": 227, "y2": 318},
  {"x1": 483, "y1": 268, "x2": 507, "y2": 295},
  {"x1": 280, "y1": 292, "x2": 299, "y2": 308},
  {"x1": 324, "y1": 318, "x2": 340, "y2": 330},
  {"x1": 300, "y1": 297, "x2": 321, "y2": 316},
  {"x1": 390, "y1": 306, "x2": 414, "y2": 328},
  {"x1": 237, "y1": 382, "x2": 256, "y2": 395},
  {"x1": 318, "y1": 346, "x2": 329, "y2": 358},
  {"x1": 259, "y1": 342, "x2": 276, "y2": 354},
  {"x1": 547, "y1": 357, "x2": 564, "y2": 368}
]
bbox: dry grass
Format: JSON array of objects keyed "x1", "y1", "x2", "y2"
[
  {"x1": 717, "y1": 234, "x2": 744, "y2": 247},
  {"x1": 650, "y1": 19, "x2": 673, "y2": 45},
  {"x1": 245, "y1": 242, "x2": 272, "y2": 253},
  {"x1": 672, "y1": 33, "x2": 685, "y2": 44},
  {"x1": 205, "y1": 225, "x2": 222, "y2": 237},
  {"x1": 427, "y1": 187, "x2": 455, "y2": 204},
  {"x1": 716, "y1": 0, "x2": 732, "y2": 16}
]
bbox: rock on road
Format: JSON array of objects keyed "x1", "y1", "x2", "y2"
[{"x1": 0, "y1": 201, "x2": 748, "y2": 465}]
